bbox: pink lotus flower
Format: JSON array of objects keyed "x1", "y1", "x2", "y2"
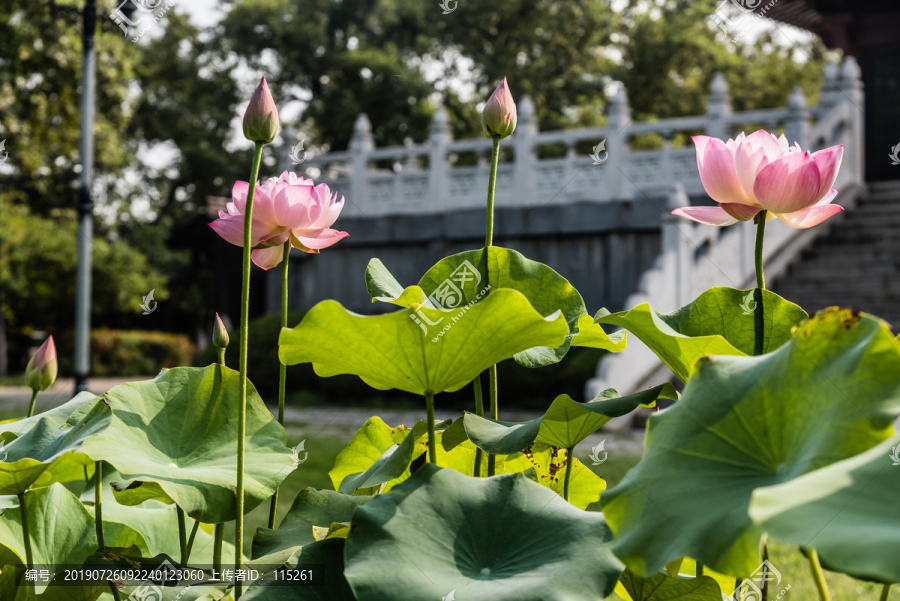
[
  {"x1": 482, "y1": 77, "x2": 517, "y2": 139},
  {"x1": 209, "y1": 171, "x2": 349, "y2": 270},
  {"x1": 25, "y1": 336, "x2": 57, "y2": 391},
  {"x1": 671, "y1": 130, "x2": 844, "y2": 229}
]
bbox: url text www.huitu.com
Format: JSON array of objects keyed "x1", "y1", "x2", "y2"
[{"x1": 430, "y1": 285, "x2": 492, "y2": 343}]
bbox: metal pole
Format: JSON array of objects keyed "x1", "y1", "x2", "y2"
[{"x1": 74, "y1": 0, "x2": 96, "y2": 395}]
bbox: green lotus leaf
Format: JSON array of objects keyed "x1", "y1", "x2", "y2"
[
  {"x1": 329, "y1": 417, "x2": 413, "y2": 493},
  {"x1": 601, "y1": 309, "x2": 900, "y2": 578},
  {"x1": 280, "y1": 288, "x2": 569, "y2": 395},
  {"x1": 251, "y1": 488, "x2": 372, "y2": 567},
  {"x1": 0, "y1": 483, "x2": 98, "y2": 594},
  {"x1": 312, "y1": 522, "x2": 350, "y2": 541},
  {"x1": 79, "y1": 366, "x2": 296, "y2": 524},
  {"x1": 365, "y1": 247, "x2": 625, "y2": 367},
  {"x1": 110, "y1": 480, "x2": 175, "y2": 506},
  {"x1": 344, "y1": 464, "x2": 623, "y2": 601},
  {"x1": 462, "y1": 383, "x2": 675, "y2": 453},
  {"x1": 0, "y1": 392, "x2": 110, "y2": 495},
  {"x1": 243, "y1": 539, "x2": 355, "y2": 601},
  {"x1": 749, "y1": 431, "x2": 900, "y2": 583},
  {"x1": 519, "y1": 444, "x2": 605, "y2": 509},
  {"x1": 616, "y1": 568, "x2": 724, "y2": 601},
  {"x1": 595, "y1": 287, "x2": 807, "y2": 381}
]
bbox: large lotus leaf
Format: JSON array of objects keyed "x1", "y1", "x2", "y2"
[
  {"x1": 365, "y1": 247, "x2": 625, "y2": 367},
  {"x1": 280, "y1": 288, "x2": 569, "y2": 395},
  {"x1": 251, "y1": 488, "x2": 372, "y2": 566},
  {"x1": 749, "y1": 431, "x2": 900, "y2": 583},
  {"x1": 601, "y1": 309, "x2": 900, "y2": 578},
  {"x1": 595, "y1": 287, "x2": 807, "y2": 381},
  {"x1": 243, "y1": 539, "x2": 355, "y2": 601},
  {"x1": 344, "y1": 464, "x2": 623, "y2": 601},
  {"x1": 0, "y1": 393, "x2": 109, "y2": 495},
  {"x1": 616, "y1": 568, "x2": 724, "y2": 601},
  {"x1": 0, "y1": 483, "x2": 98, "y2": 594},
  {"x1": 79, "y1": 366, "x2": 296, "y2": 524},
  {"x1": 461, "y1": 384, "x2": 675, "y2": 454},
  {"x1": 519, "y1": 444, "x2": 605, "y2": 509}
]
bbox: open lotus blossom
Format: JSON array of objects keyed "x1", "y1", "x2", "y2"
[
  {"x1": 209, "y1": 170, "x2": 349, "y2": 269},
  {"x1": 671, "y1": 130, "x2": 844, "y2": 229}
]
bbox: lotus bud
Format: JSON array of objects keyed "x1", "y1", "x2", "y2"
[
  {"x1": 482, "y1": 77, "x2": 517, "y2": 139},
  {"x1": 212, "y1": 313, "x2": 230, "y2": 350},
  {"x1": 242, "y1": 77, "x2": 280, "y2": 144},
  {"x1": 25, "y1": 336, "x2": 57, "y2": 391}
]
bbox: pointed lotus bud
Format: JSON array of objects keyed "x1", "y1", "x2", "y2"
[
  {"x1": 482, "y1": 77, "x2": 517, "y2": 139},
  {"x1": 212, "y1": 313, "x2": 230, "y2": 350},
  {"x1": 25, "y1": 336, "x2": 57, "y2": 391},
  {"x1": 243, "y1": 77, "x2": 280, "y2": 144}
]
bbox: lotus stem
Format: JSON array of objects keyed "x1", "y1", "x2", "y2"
[
  {"x1": 563, "y1": 446, "x2": 574, "y2": 502},
  {"x1": 185, "y1": 519, "x2": 200, "y2": 564},
  {"x1": 753, "y1": 210, "x2": 767, "y2": 357},
  {"x1": 177, "y1": 506, "x2": 187, "y2": 564},
  {"x1": 487, "y1": 365, "x2": 498, "y2": 477},
  {"x1": 17, "y1": 493, "x2": 33, "y2": 570},
  {"x1": 803, "y1": 548, "x2": 831, "y2": 601},
  {"x1": 696, "y1": 563, "x2": 704, "y2": 577},
  {"x1": 425, "y1": 392, "x2": 437, "y2": 464},
  {"x1": 733, "y1": 577, "x2": 742, "y2": 601},
  {"x1": 880, "y1": 584, "x2": 892, "y2": 601},
  {"x1": 216, "y1": 347, "x2": 226, "y2": 366},
  {"x1": 95, "y1": 461, "x2": 105, "y2": 549},
  {"x1": 235, "y1": 141, "x2": 265, "y2": 599},
  {"x1": 473, "y1": 374, "x2": 484, "y2": 477},
  {"x1": 485, "y1": 136, "x2": 500, "y2": 247},
  {"x1": 213, "y1": 523, "x2": 224, "y2": 572},
  {"x1": 27, "y1": 389, "x2": 38, "y2": 418},
  {"x1": 761, "y1": 543, "x2": 770, "y2": 601},
  {"x1": 268, "y1": 240, "x2": 292, "y2": 530},
  {"x1": 108, "y1": 582, "x2": 123, "y2": 601}
]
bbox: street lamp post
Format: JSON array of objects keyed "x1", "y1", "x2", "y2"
[{"x1": 73, "y1": 0, "x2": 97, "y2": 395}]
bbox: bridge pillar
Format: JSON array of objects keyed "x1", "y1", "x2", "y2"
[
  {"x1": 785, "y1": 87, "x2": 810, "y2": 149},
  {"x1": 350, "y1": 113, "x2": 374, "y2": 213},
  {"x1": 514, "y1": 95, "x2": 537, "y2": 205},
  {"x1": 607, "y1": 83, "x2": 631, "y2": 199},
  {"x1": 706, "y1": 72, "x2": 732, "y2": 140},
  {"x1": 428, "y1": 107, "x2": 451, "y2": 212}
]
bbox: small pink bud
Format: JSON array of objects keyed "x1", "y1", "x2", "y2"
[
  {"x1": 25, "y1": 336, "x2": 57, "y2": 391},
  {"x1": 212, "y1": 313, "x2": 230, "y2": 350},
  {"x1": 482, "y1": 77, "x2": 517, "y2": 139},
  {"x1": 242, "y1": 77, "x2": 280, "y2": 144}
]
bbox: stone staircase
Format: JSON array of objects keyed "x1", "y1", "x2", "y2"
[{"x1": 773, "y1": 181, "x2": 900, "y2": 329}]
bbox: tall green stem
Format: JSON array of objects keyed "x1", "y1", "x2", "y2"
[
  {"x1": 27, "y1": 389, "x2": 38, "y2": 418},
  {"x1": 487, "y1": 366, "x2": 498, "y2": 476},
  {"x1": 425, "y1": 392, "x2": 437, "y2": 464},
  {"x1": 235, "y1": 141, "x2": 265, "y2": 598},
  {"x1": 213, "y1": 523, "x2": 224, "y2": 572},
  {"x1": 185, "y1": 519, "x2": 200, "y2": 564},
  {"x1": 761, "y1": 543, "x2": 770, "y2": 601},
  {"x1": 94, "y1": 461, "x2": 105, "y2": 549},
  {"x1": 753, "y1": 211, "x2": 767, "y2": 357},
  {"x1": 563, "y1": 446, "x2": 574, "y2": 502},
  {"x1": 473, "y1": 374, "x2": 484, "y2": 477},
  {"x1": 484, "y1": 137, "x2": 500, "y2": 247},
  {"x1": 880, "y1": 584, "x2": 892, "y2": 601},
  {"x1": 18, "y1": 493, "x2": 33, "y2": 570},
  {"x1": 268, "y1": 240, "x2": 291, "y2": 530},
  {"x1": 803, "y1": 548, "x2": 832, "y2": 601},
  {"x1": 177, "y1": 506, "x2": 187, "y2": 564},
  {"x1": 108, "y1": 582, "x2": 123, "y2": 601},
  {"x1": 216, "y1": 347, "x2": 226, "y2": 366}
]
